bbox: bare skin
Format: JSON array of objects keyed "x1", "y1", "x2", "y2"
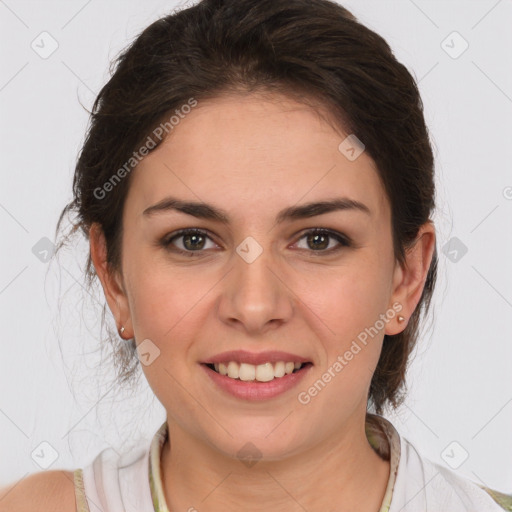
[
  {"x1": 0, "y1": 470, "x2": 75, "y2": 511},
  {"x1": 90, "y1": 92, "x2": 435, "y2": 511},
  {"x1": 1, "y1": 91, "x2": 435, "y2": 512}
]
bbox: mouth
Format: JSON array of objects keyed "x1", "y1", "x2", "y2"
[{"x1": 202, "y1": 361, "x2": 313, "y2": 383}]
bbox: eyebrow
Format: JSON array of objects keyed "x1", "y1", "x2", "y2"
[{"x1": 142, "y1": 196, "x2": 371, "y2": 223}]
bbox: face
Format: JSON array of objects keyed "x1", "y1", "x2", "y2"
[{"x1": 92, "y1": 92, "x2": 433, "y2": 461}]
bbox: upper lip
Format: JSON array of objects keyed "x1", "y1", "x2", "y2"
[{"x1": 202, "y1": 350, "x2": 311, "y2": 366}]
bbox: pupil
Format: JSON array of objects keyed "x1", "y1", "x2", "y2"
[
  {"x1": 184, "y1": 234, "x2": 204, "y2": 250},
  {"x1": 308, "y1": 233, "x2": 328, "y2": 250}
]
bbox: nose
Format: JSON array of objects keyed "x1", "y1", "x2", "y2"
[{"x1": 217, "y1": 242, "x2": 294, "y2": 336}]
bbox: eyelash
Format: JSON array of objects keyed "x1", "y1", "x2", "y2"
[{"x1": 161, "y1": 228, "x2": 352, "y2": 257}]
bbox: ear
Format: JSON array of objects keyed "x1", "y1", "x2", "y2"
[
  {"x1": 385, "y1": 221, "x2": 436, "y2": 335},
  {"x1": 89, "y1": 222, "x2": 133, "y2": 338}
]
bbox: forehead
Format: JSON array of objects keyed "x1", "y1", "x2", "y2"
[{"x1": 126, "y1": 93, "x2": 389, "y2": 223}]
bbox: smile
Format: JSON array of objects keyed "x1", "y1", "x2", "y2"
[
  {"x1": 206, "y1": 361, "x2": 310, "y2": 382},
  {"x1": 201, "y1": 361, "x2": 313, "y2": 401}
]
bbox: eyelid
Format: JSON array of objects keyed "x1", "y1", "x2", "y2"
[
  {"x1": 295, "y1": 227, "x2": 351, "y2": 243},
  {"x1": 163, "y1": 228, "x2": 219, "y2": 251},
  {"x1": 162, "y1": 227, "x2": 352, "y2": 255}
]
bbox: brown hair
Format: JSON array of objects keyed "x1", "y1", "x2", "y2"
[{"x1": 55, "y1": 0, "x2": 437, "y2": 415}]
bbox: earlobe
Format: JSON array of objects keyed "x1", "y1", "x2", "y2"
[
  {"x1": 89, "y1": 223, "x2": 132, "y2": 338},
  {"x1": 385, "y1": 222, "x2": 436, "y2": 336}
]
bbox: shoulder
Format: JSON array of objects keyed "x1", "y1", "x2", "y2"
[
  {"x1": 0, "y1": 470, "x2": 76, "y2": 512},
  {"x1": 396, "y1": 436, "x2": 512, "y2": 511}
]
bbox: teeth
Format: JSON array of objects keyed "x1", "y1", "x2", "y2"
[
  {"x1": 274, "y1": 361, "x2": 285, "y2": 378},
  {"x1": 227, "y1": 361, "x2": 239, "y2": 379},
  {"x1": 210, "y1": 361, "x2": 305, "y2": 382},
  {"x1": 255, "y1": 362, "x2": 274, "y2": 382}
]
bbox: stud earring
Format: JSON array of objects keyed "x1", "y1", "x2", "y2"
[
  {"x1": 398, "y1": 316, "x2": 405, "y2": 323},
  {"x1": 119, "y1": 326, "x2": 125, "y2": 336}
]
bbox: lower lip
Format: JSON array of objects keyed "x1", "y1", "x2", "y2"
[{"x1": 201, "y1": 363, "x2": 312, "y2": 401}]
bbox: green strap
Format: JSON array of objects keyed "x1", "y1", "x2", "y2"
[
  {"x1": 479, "y1": 485, "x2": 512, "y2": 511},
  {"x1": 73, "y1": 468, "x2": 91, "y2": 512}
]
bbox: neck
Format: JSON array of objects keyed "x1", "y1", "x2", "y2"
[{"x1": 160, "y1": 413, "x2": 390, "y2": 512}]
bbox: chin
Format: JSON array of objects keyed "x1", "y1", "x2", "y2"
[{"x1": 205, "y1": 420, "x2": 307, "y2": 462}]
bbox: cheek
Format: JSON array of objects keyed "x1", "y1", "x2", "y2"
[
  {"x1": 125, "y1": 261, "x2": 213, "y2": 406},
  {"x1": 296, "y1": 269, "x2": 389, "y2": 412},
  {"x1": 295, "y1": 252, "x2": 394, "y2": 393},
  {"x1": 308, "y1": 261, "x2": 392, "y2": 339},
  {"x1": 125, "y1": 249, "x2": 212, "y2": 339}
]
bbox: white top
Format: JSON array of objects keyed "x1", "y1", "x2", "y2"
[{"x1": 73, "y1": 414, "x2": 511, "y2": 512}]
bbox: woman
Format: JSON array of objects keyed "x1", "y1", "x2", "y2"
[{"x1": 2, "y1": 0, "x2": 510, "y2": 510}]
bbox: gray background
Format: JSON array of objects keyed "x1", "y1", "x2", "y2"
[{"x1": 1, "y1": 0, "x2": 511, "y2": 493}]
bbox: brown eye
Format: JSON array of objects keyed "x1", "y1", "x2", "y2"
[
  {"x1": 295, "y1": 229, "x2": 351, "y2": 253},
  {"x1": 163, "y1": 229, "x2": 216, "y2": 255},
  {"x1": 161, "y1": 228, "x2": 351, "y2": 257}
]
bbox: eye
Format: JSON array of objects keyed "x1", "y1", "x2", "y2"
[
  {"x1": 161, "y1": 227, "x2": 351, "y2": 257},
  {"x1": 294, "y1": 228, "x2": 351, "y2": 254},
  {"x1": 162, "y1": 228, "x2": 217, "y2": 256}
]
